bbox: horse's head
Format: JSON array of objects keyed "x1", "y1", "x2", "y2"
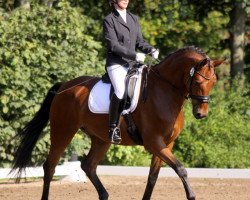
[
  {"x1": 187, "y1": 58, "x2": 224, "y2": 119},
  {"x1": 152, "y1": 46, "x2": 224, "y2": 119}
]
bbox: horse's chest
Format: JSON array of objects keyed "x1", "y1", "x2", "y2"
[{"x1": 163, "y1": 114, "x2": 184, "y2": 144}]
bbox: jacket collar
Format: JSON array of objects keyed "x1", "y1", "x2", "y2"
[{"x1": 112, "y1": 9, "x2": 131, "y2": 30}]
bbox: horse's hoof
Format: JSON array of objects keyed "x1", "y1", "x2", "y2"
[
  {"x1": 99, "y1": 193, "x2": 109, "y2": 200},
  {"x1": 188, "y1": 195, "x2": 196, "y2": 200}
]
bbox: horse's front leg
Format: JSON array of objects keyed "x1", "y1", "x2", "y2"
[
  {"x1": 81, "y1": 136, "x2": 111, "y2": 200},
  {"x1": 146, "y1": 140, "x2": 195, "y2": 200},
  {"x1": 142, "y1": 155, "x2": 163, "y2": 200}
]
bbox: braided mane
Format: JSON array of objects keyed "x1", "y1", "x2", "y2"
[{"x1": 161, "y1": 46, "x2": 208, "y2": 64}]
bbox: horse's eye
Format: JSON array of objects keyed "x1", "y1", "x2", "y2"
[{"x1": 194, "y1": 80, "x2": 202, "y2": 85}]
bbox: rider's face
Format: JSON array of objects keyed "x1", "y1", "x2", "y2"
[{"x1": 116, "y1": 0, "x2": 129, "y2": 10}]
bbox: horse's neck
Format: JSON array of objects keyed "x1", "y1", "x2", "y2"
[
  {"x1": 157, "y1": 60, "x2": 188, "y2": 92},
  {"x1": 145, "y1": 57, "x2": 192, "y2": 122},
  {"x1": 147, "y1": 68, "x2": 186, "y2": 121},
  {"x1": 153, "y1": 53, "x2": 202, "y2": 96}
]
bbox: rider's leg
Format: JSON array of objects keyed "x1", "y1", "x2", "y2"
[
  {"x1": 108, "y1": 93, "x2": 123, "y2": 143},
  {"x1": 107, "y1": 64, "x2": 127, "y2": 144}
]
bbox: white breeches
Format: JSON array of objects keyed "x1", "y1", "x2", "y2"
[{"x1": 107, "y1": 64, "x2": 128, "y2": 99}]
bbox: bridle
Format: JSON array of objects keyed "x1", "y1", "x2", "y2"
[
  {"x1": 149, "y1": 57, "x2": 214, "y2": 104},
  {"x1": 188, "y1": 58, "x2": 213, "y2": 103}
]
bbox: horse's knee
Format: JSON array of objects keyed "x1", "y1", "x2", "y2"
[
  {"x1": 43, "y1": 160, "x2": 48, "y2": 170},
  {"x1": 42, "y1": 160, "x2": 55, "y2": 200},
  {"x1": 43, "y1": 160, "x2": 55, "y2": 178},
  {"x1": 81, "y1": 158, "x2": 95, "y2": 177},
  {"x1": 80, "y1": 159, "x2": 88, "y2": 173}
]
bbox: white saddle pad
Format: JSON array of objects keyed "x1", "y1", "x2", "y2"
[{"x1": 88, "y1": 67, "x2": 144, "y2": 114}]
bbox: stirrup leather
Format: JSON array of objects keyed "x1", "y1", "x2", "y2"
[{"x1": 109, "y1": 127, "x2": 122, "y2": 144}]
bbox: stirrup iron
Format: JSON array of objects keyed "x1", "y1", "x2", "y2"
[{"x1": 109, "y1": 127, "x2": 122, "y2": 144}]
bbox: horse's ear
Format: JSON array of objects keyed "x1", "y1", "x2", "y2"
[{"x1": 212, "y1": 59, "x2": 225, "y2": 68}]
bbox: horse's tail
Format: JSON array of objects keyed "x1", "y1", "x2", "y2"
[{"x1": 10, "y1": 82, "x2": 62, "y2": 182}]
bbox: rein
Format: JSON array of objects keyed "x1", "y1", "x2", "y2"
[
  {"x1": 50, "y1": 77, "x2": 97, "y2": 95},
  {"x1": 148, "y1": 66, "x2": 188, "y2": 99}
]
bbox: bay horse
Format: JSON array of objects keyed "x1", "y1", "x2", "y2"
[{"x1": 11, "y1": 46, "x2": 223, "y2": 200}]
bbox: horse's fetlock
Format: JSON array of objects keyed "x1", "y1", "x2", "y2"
[
  {"x1": 188, "y1": 193, "x2": 196, "y2": 200},
  {"x1": 99, "y1": 192, "x2": 109, "y2": 200}
]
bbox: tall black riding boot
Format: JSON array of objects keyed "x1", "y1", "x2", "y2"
[{"x1": 108, "y1": 94, "x2": 123, "y2": 144}]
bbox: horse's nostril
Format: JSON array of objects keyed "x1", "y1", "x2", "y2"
[
  {"x1": 195, "y1": 112, "x2": 207, "y2": 119},
  {"x1": 196, "y1": 113, "x2": 202, "y2": 118}
]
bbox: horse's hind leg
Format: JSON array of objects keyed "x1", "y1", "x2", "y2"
[
  {"x1": 41, "y1": 125, "x2": 78, "y2": 200},
  {"x1": 81, "y1": 136, "x2": 111, "y2": 200},
  {"x1": 142, "y1": 155, "x2": 163, "y2": 200}
]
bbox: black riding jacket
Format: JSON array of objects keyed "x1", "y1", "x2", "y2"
[{"x1": 103, "y1": 9, "x2": 154, "y2": 68}]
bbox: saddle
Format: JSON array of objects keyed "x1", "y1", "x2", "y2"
[
  {"x1": 102, "y1": 64, "x2": 143, "y2": 111},
  {"x1": 89, "y1": 64, "x2": 147, "y2": 145}
]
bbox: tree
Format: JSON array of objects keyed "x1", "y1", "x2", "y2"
[
  {"x1": 0, "y1": 0, "x2": 57, "y2": 11},
  {"x1": 16, "y1": 0, "x2": 30, "y2": 9},
  {"x1": 0, "y1": 1, "x2": 103, "y2": 166},
  {"x1": 229, "y1": 1, "x2": 247, "y2": 78},
  {"x1": 39, "y1": 0, "x2": 56, "y2": 7},
  {"x1": 184, "y1": 0, "x2": 249, "y2": 79}
]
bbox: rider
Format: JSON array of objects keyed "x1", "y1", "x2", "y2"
[{"x1": 104, "y1": 0, "x2": 159, "y2": 144}]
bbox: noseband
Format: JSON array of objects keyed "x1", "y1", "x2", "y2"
[{"x1": 189, "y1": 94, "x2": 210, "y2": 103}]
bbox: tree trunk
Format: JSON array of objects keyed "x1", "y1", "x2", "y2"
[
  {"x1": 14, "y1": 0, "x2": 30, "y2": 9},
  {"x1": 40, "y1": 0, "x2": 55, "y2": 8},
  {"x1": 229, "y1": 1, "x2": 246, "y2": 78}
]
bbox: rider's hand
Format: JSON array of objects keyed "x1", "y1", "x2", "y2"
[
  {"x1": 136, "y1": 52, "x2": 146, "y2": 63},
  {"x1": 152, "y1": 49, "x2": 159, "y2": 59}
]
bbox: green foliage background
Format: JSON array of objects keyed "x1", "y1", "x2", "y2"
[
  {"x1": 175, "y1": 80, "x2": 250, "y2": 168},
  {"x1": 0, "y1": 2, "x2": 104, "y2": 167},
  {"x1": 0, "y1": 1, "x2": 249, "y2": 168}
]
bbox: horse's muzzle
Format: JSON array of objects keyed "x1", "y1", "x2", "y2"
[
  {"x1": 193, "y1": 111, "x2": 208, "y2": 119},
  {"x1": 192, "y1": 104, "x2": 208, "y2": 119}
]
